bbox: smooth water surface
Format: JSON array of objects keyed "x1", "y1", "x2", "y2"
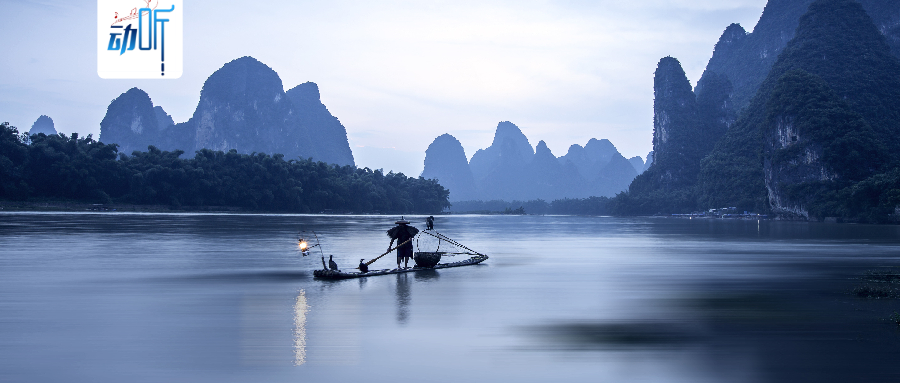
[{"x1": 2, "y1": 213, "x2": 900, "y2": 382}]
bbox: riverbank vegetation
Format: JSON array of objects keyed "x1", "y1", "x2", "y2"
[{"x1": 0, "y1": 123, "x2": 449, "y2": 214}]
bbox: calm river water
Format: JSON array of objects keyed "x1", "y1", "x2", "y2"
[{"x1": 2, "y1": 213, "x2": 900, "y2": 382}]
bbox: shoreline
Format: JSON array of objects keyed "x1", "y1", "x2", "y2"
[
  {"x1": 0, "y1": 201, "x2": 460, "y2": 216},
  {"x1": 0, "y1": 201, "x2": 881, "y2": 223},
  {"x1": 0, "y1": 201, "x2": 244, "y2": 214}
]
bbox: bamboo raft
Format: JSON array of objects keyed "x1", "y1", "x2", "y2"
[{"x1": 313, "y1": 254, "x2": 489, "y2": 280}]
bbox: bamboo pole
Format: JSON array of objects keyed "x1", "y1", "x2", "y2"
[{"x1": 362, "y1": 238, "x2": 413, "y2": 267}]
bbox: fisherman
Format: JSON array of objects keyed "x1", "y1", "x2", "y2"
[
  {"x1": 328, "y1": 255, "x2": 339, "y2": 271},
  {"x1": 387, "y1": 217, "x2": 419, "y2": 269},
  {"x1": 358, "y1": 258, "x2": 369, "y2": 273},
  {"x1": 426, "y1": 216, "x2": 435, "y2": 230}
]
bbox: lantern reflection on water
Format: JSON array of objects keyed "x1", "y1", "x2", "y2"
[{"x1": 293, "y1": 290, "x2": 308, "y2": 366}]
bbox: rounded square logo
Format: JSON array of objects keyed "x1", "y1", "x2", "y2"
[{"x1": 97, "y1": 0, "x2": 183, "y2": 79}]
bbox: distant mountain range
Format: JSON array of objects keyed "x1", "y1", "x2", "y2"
[
  {"x1": 98, "y1": 56, "x2": 645, "y2": 203},
  {"x1": 422, "y1": 121, "x2": 648, "y2": 201},
  {"x1": 618, "y1": 0, "x2": 900, "y2": 222},
  {"x1": 99, "y1": 56, "x2": 355, "y2": 167}
]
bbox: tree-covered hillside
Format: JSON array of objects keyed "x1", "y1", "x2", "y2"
[
  {"x1": 0, "y1": 123, "x2": 449, "y2": 213},
  {"x1": 613, "y1": 57, "x2": 715, "y2": 215},
  {"x1": 697, "y1": 0, "x2": 816, "y2": 112},
  {"x1": 697, "y1": 0, "x2": 900, "y2": 217},
  {"x1": 614, "y1": 0, "x2": 900, "y2": 222}
]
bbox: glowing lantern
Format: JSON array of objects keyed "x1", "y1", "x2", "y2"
[{"x1": 299, "y1": 239, "x2": 309, "y2": 255}]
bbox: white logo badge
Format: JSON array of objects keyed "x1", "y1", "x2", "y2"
[{"x1": 97, "y1": 0, "x2": 183, "y2": 79}]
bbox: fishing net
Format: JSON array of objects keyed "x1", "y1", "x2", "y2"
[
  {"x1": 415, "y1": 230, "x2": 484, "y2": 257},
  {"x1": 414, "y1": 233, "x2": 443, "y2": 253}
]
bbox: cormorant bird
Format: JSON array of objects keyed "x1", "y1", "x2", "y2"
[
  {"x1": 328, "y1": 255, "x2": 339, "y2": 271},
  {"x1": 358, "y1": 258, "x2": 369, "y2": 273}
]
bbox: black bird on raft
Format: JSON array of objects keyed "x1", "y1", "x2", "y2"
[
  {"x1": 358, "y1": 259, "x2": 368, "y2": 273},
  {"x1": 328, "y1": 255, "x2": 339, "y2": 271}
]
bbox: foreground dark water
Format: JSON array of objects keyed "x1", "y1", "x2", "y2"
[{"x1": 2, "y1": 213, "x2": 900, "y2": 382}]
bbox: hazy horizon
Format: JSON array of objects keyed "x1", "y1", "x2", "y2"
[{"x1": 1, "y1": 0, "x2": 768, "y2": 176}]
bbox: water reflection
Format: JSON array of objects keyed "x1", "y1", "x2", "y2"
[
  {"x1": 413, "y1": 269, "x2": 440, "y2": 282},
  {"x1": 5, "y1": 213, "x2": 900, "y2": 382},
  {"x1": 396, "y1": 273, "x2": 410, "y2": 324},
  {"x1": 240, "y1": 294, "x2": 287, "y2": 366},
  {"x1": 293, "y1": 290, "x2": 308, "y2": 366},
  {"x1": 528, "y1": 321, "x2": 702, "y2": 350}
]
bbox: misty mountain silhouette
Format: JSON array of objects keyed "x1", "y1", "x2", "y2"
[
  {"x1": 424, "y1": 122, "x2": 640, "y2": 201},
  {"x1": 29, "y1": 115, "x2": 57, "y2": 136},
  {"x1": 99, "y1": 56, "x2": 354, "y2": 166}
]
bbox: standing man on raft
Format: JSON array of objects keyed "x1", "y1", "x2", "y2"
[{"x1": 387, "y1": 217, "x2": 419, "y2": 269}]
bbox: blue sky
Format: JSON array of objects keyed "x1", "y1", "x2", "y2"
[{"x1": 1, "y1": 0, "x2": 768, "y2": 176}]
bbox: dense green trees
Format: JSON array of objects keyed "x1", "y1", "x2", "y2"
[
  {"x1": 613, "y1": 0, "x2": 900, "y2": 222},
  {"x1": 0, "y1": 122, "x2": 449, "y2": 213},
  {"x1": 696, "y1": 0, "x2": 900, "y2": 220},
  {"x1": 612, "y1": 57, "x2": 716, "y2": 215},
  {"x1": 0, "y1": 122, "x2": 29, "y2": 199},
  {"x1": 762, "y1": 70, "x2": 887, "y2": 218}
]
